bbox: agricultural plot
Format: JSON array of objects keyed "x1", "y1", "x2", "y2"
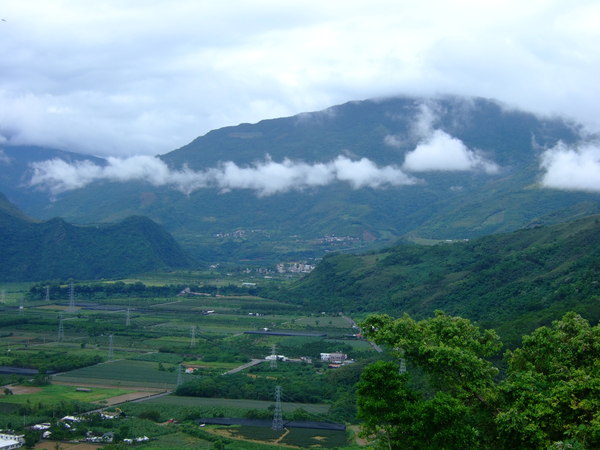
[
  {"x1": 53, "y1": 360, "x2": 196, "y2": 388},
  {"x1": 215, "y1": 425, "x2": 349, "y2": 448},
  {"x1": 0, "y1": 384, "x2": 133, "y2": 406},
  {"x1": 138, "y1": 394, "x2": 330, "y2": 415},
  {"x1": 0, "y1": 277, "x2": 375, "y2": 448}
]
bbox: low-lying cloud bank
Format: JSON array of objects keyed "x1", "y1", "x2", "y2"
[
  {"x1": 540, "y1": 142, "x2": 600, "y2": 192},
  {"x1": 29, "y1": 155, "x2": 419, "y2": 197}
]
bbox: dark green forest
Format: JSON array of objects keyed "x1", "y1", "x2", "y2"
[
  {"x1": 0, "y1": 193, "x2": 194, "y2": 281},
  {"x1": 276, "y1": 214, "x2": 600, "y2": 345}
]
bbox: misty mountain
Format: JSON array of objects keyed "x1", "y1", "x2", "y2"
[
  {"x1": 0, "y1": 193, "x2": 194, "y2": 281},
  {"x1": 274, "y1": 214, "x2": 600, "y2": 345},
  {"x1": 0, "y1": 145, "x2": 107, "y2": 213},
  {"x1": 3, "y1": 96, "x2": 600, "y2": 264}
]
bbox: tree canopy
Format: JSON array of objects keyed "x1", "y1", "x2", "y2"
[{"x1": 358, "y1": 311, "x2": 600, "y2": 449}]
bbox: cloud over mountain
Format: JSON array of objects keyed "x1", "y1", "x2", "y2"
[
  {"x1": 540, "y1": 142, "x2": 600, "y2": 192},
  {"x1": 402, "y1": 129, "x2": 500, "y2": 173},
  {"x1": 29, "y1": 154, "x2": 418, "y2": 197}
]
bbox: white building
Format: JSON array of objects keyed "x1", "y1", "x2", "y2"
[
  {"x1": 320, "y1": 352, "x2": 348, "y2": 364},
  {"x1": 0, "y1": 433, "x2": 24, "y2": 450}
]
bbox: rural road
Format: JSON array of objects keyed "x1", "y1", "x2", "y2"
[{"x1": 223, "y1": 358, "x2": 264, "y2": 375}]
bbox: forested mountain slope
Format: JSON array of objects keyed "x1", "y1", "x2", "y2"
[
  {"x1": 8, "y1": 95, "x2": 599, "y2": 263},
  {"x1": 0, "y1": 194, "x2": 194, "y2": 281},
  {"x1": 278, "y1": 215, "x2": 600, "y2": 343}
]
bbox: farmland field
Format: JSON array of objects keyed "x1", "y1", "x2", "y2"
[
  {"x1": 0, "y1": 275, "x2": 374, "y2": 448},
  {"x1": 53, "y1": 360, "x2": 196, "y2": 388},
  {"x1": 138, "y1": 394, "x2": 330, "y2": 414},
  {"x1": 0, "y1": 384, "x2": 133, "y2": 405}
]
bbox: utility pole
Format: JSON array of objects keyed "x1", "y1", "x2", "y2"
[
  {"x1": 190, "y1": 325, "x2": 196, "y2": 347},
  {"x1": 272, "y1": 385, "x2": 283, "y2": 431},
  {"x1": 58, "y1": 313, "x2": 64, "y2": 341},
  {"x1": 108, "y1": 334, "x2": 114, "y2": 361},
  {"x1": 176, "y1": 364, "x2": 183, "y2": 386},
  {"x1": 67, "y1": 282, "x2": 76, "y2": 312},
  {"x1": 270, "y1": 343, "x2": 277, "y2": 369}
]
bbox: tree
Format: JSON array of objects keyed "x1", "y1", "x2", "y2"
[
  {"x1": 496, "y1": 312, "x2": 600, "y2": 448},
  {"x1": 358, "y1": 311, "x2": 600, "y2": 449},
  {"x1": 356, "y1": 360, "x2": 419, "y2": 449},
  {"x1": 359, "y1": 312, "x2": 502, "y2": 448}
]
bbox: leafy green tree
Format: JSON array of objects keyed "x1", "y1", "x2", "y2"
[
  {"x1": 496, "y1": 312, "x2": 600, "y2": 448},
  {"x1": 359, "y1": 312, "x2": 501, "y2": 448},
  {"x1": 359, "y1": 311, "x2": 600, "y2": 449},
  {"x1": 356, "y1": 361, "x2": 420, "y2": 449}
]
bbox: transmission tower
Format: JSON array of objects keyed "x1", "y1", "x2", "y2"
[
  {"x1": 108, "y1": 334, "x2": 114, "y2": 361},
  {"x1": 176, "y1": 364, "x2": 183, "y2": 386},
  {"x1": 272, "y1": 385, "x2": 284, "y2": 431},
  {"x1": 125, "y1": 308, "x2": 131, "y2": 327},
  {"x1": 58, "y1": 313, "x2": 64, "y2": 341},
  {"x1": 19, "y1": 296, "x2": 24, "y2": 313},
  {"x1": 45, "y1": 286, "x2": 50, "y2": 302},
  {"x1": 67, "y1": 282, "x2": 76, "y2": 312},
  {"x1": 398, "y1": 347, "x2": 407, "y2": 374},
  {"x1": 270, "y1": 343, "x2": 277, "y2": 369},
  {"x1": 190, "y1": 325, "x2": 196, "y2": 348}
]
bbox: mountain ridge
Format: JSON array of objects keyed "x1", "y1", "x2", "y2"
[
  {"x1": 2, "y1": 95, "x2": 599, "y2": 264},
  {"x1": 0, "y1": 194, "x2": 194, "y2": 281}
]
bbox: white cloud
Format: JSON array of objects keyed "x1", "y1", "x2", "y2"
[
  {"x1": 403, "y1": 129, "x2": 500, "y2": 174},
  {"x1": 28, "y1": 154, "x2": 417, "y2": 196},
  {"x1": 383, "y1": 134, "x2": 404, "y2": 148},
  {"x1": 0, "y1": 1, "x2": 599, "y2": 157},
  {"x1": 398, "y1": 102, "x2": 500, "y2": 174},
  {"x1": 539, "y1": 142, "x2": 600, "y2": 192},
  {"x1": 0, "y1": 149, "x2": 11, "y2": 164}
]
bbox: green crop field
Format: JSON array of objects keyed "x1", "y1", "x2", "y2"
[
  {"x1": 0, "y1": 384, "x2": 132, "y2": 405},
  {"x1": 53, "y1": 359, "x2": 196, "y2": 388}
]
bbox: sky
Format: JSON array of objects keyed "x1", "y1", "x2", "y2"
[{"x1": 2, "y1": 0, "x2": 600, "y2": 193}]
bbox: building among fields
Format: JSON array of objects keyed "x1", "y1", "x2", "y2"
[
  {"x1": 0, "y1": 433, "x2": 24, "y2": 450},
  {"x1": 320, "y1": 352, "x2": 348, "y2": 364}
]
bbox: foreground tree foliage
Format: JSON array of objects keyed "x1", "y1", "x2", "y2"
[{"x1": 358, "y1": 311, "x2": 600, "y2": 449}]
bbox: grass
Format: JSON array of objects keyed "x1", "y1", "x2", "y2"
[
  {"x1": 0, "y1": 384, "x2": 133, "y2": 405},
  {"x1": 137, "y1": 431, "x2": 212, "y2": 448}
]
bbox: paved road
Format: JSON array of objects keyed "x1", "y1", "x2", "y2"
[
  {"x1": 223, "y1": 358, "x2": 265, "y2": 375},
  {"x1": 341, "y1": 313, "x2": 382, "y2": 353}
]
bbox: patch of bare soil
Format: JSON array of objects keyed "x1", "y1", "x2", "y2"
[{"x1": 2, "y1": 384, "x2": 42, "y2": 395}]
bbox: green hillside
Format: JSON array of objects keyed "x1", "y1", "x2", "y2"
[
  {"x1": 0, "y1": 194, "x2": 195, "y2": 281},
  {"x1": 20, "y1": 95, "x2": 600, "y2": 264},
  {"x1": 277, "y1": 215, "x2": 600, "y2": 344}
]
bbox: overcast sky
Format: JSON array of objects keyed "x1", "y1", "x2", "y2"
[{"x1": 1, "y1": 0, "x2": 600, "y2": 159}]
